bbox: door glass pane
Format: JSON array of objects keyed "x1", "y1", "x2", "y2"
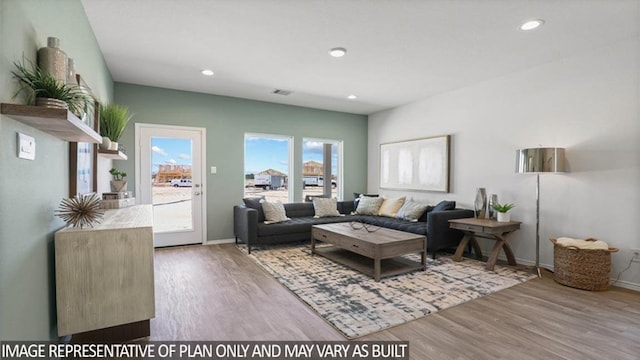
[
  {"x1": 302, "y1": 139, "x2": 340, "y2": 201},
  {"x1": 244, "y1": 135, "x2": 290, "y2": 202},
  {"x1": 151, "y1": 137, "x2": 193, "y2": 233}
]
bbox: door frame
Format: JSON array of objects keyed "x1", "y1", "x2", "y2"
[{"x1": 135, "y1": 123, "x2": 207, "y2": 245}]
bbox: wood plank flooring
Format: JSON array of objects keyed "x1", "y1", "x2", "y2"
[{"x1": 151, "y1": 244, "x2": 640, "y2": 359}]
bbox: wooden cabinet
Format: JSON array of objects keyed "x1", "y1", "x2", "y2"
[{"x1": 54, "y1": 205, "x2": 154, "y2": 339}]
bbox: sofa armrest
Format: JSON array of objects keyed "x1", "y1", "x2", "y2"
[
  {"x1": 233, "y1": 205, "x2": 258, "y2": 253},
  {"x1": 427, "y1": 209, "x2": 475, "y2": 257}
]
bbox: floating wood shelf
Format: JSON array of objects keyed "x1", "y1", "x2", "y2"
[
  {"x1": 1, "y1": 103, "x2": 102, "y2": 143},
  {"x1": 98, "y1": 149, "x2": 128, "y2": 160}
]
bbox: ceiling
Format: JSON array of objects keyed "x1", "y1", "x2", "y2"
[{"x1": 81, "y1": 0, "x2": 638, "y2": 115}]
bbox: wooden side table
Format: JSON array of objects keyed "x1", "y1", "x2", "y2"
[{"x1": 449, "y1": 218, "x2": 521, "y2": 271}]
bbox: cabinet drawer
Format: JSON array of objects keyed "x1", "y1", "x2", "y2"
[
  {"x1": 313, "y1": 229, "x2": 375, "y2": 257},
  {"x1": 450, "y1": 223, "x2": 480, "y2": 232}
]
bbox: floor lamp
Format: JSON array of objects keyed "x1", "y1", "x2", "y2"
[{"x1": 515, "y1": 147, "x2": 566, "y2": 278}]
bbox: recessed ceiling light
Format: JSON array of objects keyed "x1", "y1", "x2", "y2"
[
  {"x1": 520, "y1": 19, "x2": 544, "y2": 31},
  {"x1": 347, "y1": 94, "x2": 357, "y2": 100},
  {"x1": 329, "y1": 47, "x2": 347, "y2": 57},
  {"x1": 201, "y1": 69, "x2": 214, "y2": 76}
]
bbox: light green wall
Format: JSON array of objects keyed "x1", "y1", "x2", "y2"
[
  {"x1": 114, "y1": 83, "x2": 368, "y2": 241},
  {"x1": 0, "y1": 0, "x2": 112, "y2": 340}
]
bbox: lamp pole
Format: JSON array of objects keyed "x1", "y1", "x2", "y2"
[{"x1": 516, "y1": 147, "x2": 566, "y2": 279}]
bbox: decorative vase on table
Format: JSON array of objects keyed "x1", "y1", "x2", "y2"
[
  {"x1": 474, "y1": 187, "x2": 487, "y2": 219},
  {"x1": 37, "y1": 37, "x2": 68, "y2": 84},
  {"x1": 488, "y1": 194, "x2": 498, "y2": 220},
  {"x1": 497, "y1": 212, "x2": 511, "y2": 222}
]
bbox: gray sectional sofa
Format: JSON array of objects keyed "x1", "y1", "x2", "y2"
[{"x1": 233, "y1": 198, "x2": 474, "y2": 257}]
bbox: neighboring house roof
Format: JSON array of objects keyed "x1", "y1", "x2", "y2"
[{"x1": 257, "y1": 168, "x2": 287, "y2": 177}]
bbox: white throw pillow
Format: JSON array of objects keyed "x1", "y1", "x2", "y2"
[
  {"x1": 260, "y1": 200, "x2": 290, "y2": 224},
  {"x1": 378, "y1": 196, "x2": 406, "y2": 218},
  {"x1": 313, "y1": 198, "x2": 342, "y2": 218},
  {"x1": 396, "y1": 200, "x2": 430, "y2": 222},
  {"x1": 355, "y1": 196, "x2": 384, "y2": 215}
]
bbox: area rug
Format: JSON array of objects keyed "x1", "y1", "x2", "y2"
[{"x1": 240, "y1": 244, "x2": 535, "y2": 339}]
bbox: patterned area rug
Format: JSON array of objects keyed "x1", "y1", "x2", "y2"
[{"x1": 242, "y1": 245, "x2": 535, "y2": 339}]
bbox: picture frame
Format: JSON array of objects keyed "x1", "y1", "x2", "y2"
[
  {"x1": 379, "y1": 135, "x2": 450, "y2": 192},
  {"x1": 70, "y1": 75, "x2": 99, "y2": 197},
  {"x1": 69, "y1": 141, "x2": 97, "y2": 197}
]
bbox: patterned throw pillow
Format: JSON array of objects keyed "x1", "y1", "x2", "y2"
[
  {"x1": 313, "y1": 198, "x2": 342, "y2": 218},
  {"x1": 378, "y1": 196, "x2": 406, "y2": 218},
  {"x1": 353, "y1": 192, "x2": 378, "y2": 209},
  {"x1": 260, "y1": 200, "x2": 291, "y2": 224},
  {"x1": 355, "y1": 196, "x2": 385, "y2": 215},
  {"x1": 396, "y1": 200, "x2": 430, "y2": 222}
]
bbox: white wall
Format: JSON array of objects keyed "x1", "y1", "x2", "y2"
[{"x1": 368, "y1": 38, "x2": 640, "y2": 289}]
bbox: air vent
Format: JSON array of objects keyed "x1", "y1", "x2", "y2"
[{"x1": 272, "y1": 89, "x2": 292, "y2": 96}]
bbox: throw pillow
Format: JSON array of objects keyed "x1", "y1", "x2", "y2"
[
  {"x1": 243, "y1": 197, "x2": 265, "y2": 222},
  {"x1": 313, "y1": 198, "x2": 342, "y2": 218},
  {"x1": 355, "y1": 196, "x2": 384, "y2": 215},
  {"x1": 378, "y1": 196, "x2": 406, "y2": 218},
  {"x1": 432, "y1": 200, "x2": 456, "y2": 212},
  {"x1": 418, "y1": 205, "x2": 435, "y2": 222},
  {"x1": 396, "y1": 200, "x2": 430, "y2": 222},
  {"x1": 260, "y1": 200, "x2": 290, "y2": 224},
  {"x1": 353, "y1": 192, "x2": 378, "y2": 209}
]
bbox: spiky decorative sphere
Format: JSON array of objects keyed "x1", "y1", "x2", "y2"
[{"x1": 55, "y1": 193, "x2": 104, "y2": 228}]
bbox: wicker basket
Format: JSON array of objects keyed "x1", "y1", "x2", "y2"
[{"x1": 550, "y1": 238, "x2": 618, "y2": 291}]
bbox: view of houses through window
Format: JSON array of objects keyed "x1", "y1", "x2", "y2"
[
  {"x1": 302, "y1": 138, "x2": 340, "y2": 201},
  {"x1": 150, "y1": 137, "x2": 193, "y2": 233},
  {"x1": 244, "y1": 134, "x2": 341, "y2": 202},
  {"x1": 244, "y1": 134, "x2": 292, "y2": 202}
]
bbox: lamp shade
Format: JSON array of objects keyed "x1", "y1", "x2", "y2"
[{"x1": 515, "y1": 147, "x2": 566, "y2": 173}]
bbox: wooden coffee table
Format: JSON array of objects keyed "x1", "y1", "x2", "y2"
[{"x1": 311, "y1": 222, "x2": 427, "y2": 281}]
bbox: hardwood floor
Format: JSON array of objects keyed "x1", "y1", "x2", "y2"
[{"x1": 151, "y1": 244, "x2": 640, "y2": 359}]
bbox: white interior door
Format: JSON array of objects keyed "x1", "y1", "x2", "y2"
[{"x1": 136, "y1": 123, "x2": 206, "y2": 247}]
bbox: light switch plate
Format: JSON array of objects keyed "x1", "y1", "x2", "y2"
[
  {"x1": 17, "y1": 132, "x2": 36, "y2": 160},
  {"x1": 211, "y1": 166, "x2": 217, "y2": 174}
]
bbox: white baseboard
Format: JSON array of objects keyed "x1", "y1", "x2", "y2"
[
  {"x1": 499, "y1": 254, "x2": 640, "y2": 292},
  {"x1": 205, "y1": 238, "x2": 235, "y2": 245}
]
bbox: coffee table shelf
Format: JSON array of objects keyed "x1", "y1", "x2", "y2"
[
  {"x1": 311, "y1": 223, "x2": 427, "y2": 281},
  {"x1": 314, "y1": 246, "x2": 425, "y2": 280}
]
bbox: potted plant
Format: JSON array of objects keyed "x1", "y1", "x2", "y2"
[
  {"x1": 109, "y1": 168, "x2": 127, "y2": 192},
  {"x1": 11, "y1": 59, "x2": 88, "y2": 115},
  {"x1": 491, "y1": 202, "x2": 515, "y2": 222},
  {"x1": 100, "y1": 103, "x2": 133, "y2": 151}
]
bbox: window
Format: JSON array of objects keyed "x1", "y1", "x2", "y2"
[
  {"x1": 244, "y1": 134, "x2": 292, "y2": 202},
  {"x1": 302, "y1": 138, "x2": 342, "y2": 201}
]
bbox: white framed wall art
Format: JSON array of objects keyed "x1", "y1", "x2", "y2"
[{"x1": 379, "y1": 135, "x2": 450, "y2": 192}]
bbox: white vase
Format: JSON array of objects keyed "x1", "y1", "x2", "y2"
[
  {"x1": 109, "y1": 141, "x2": 118, "y2": 151},
  {"x1": 100, "y1": 137, "x2": 111, "y2": 150},
  {"x1": 497, "y1": 212, "x2": 510, "y2": 222}
]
